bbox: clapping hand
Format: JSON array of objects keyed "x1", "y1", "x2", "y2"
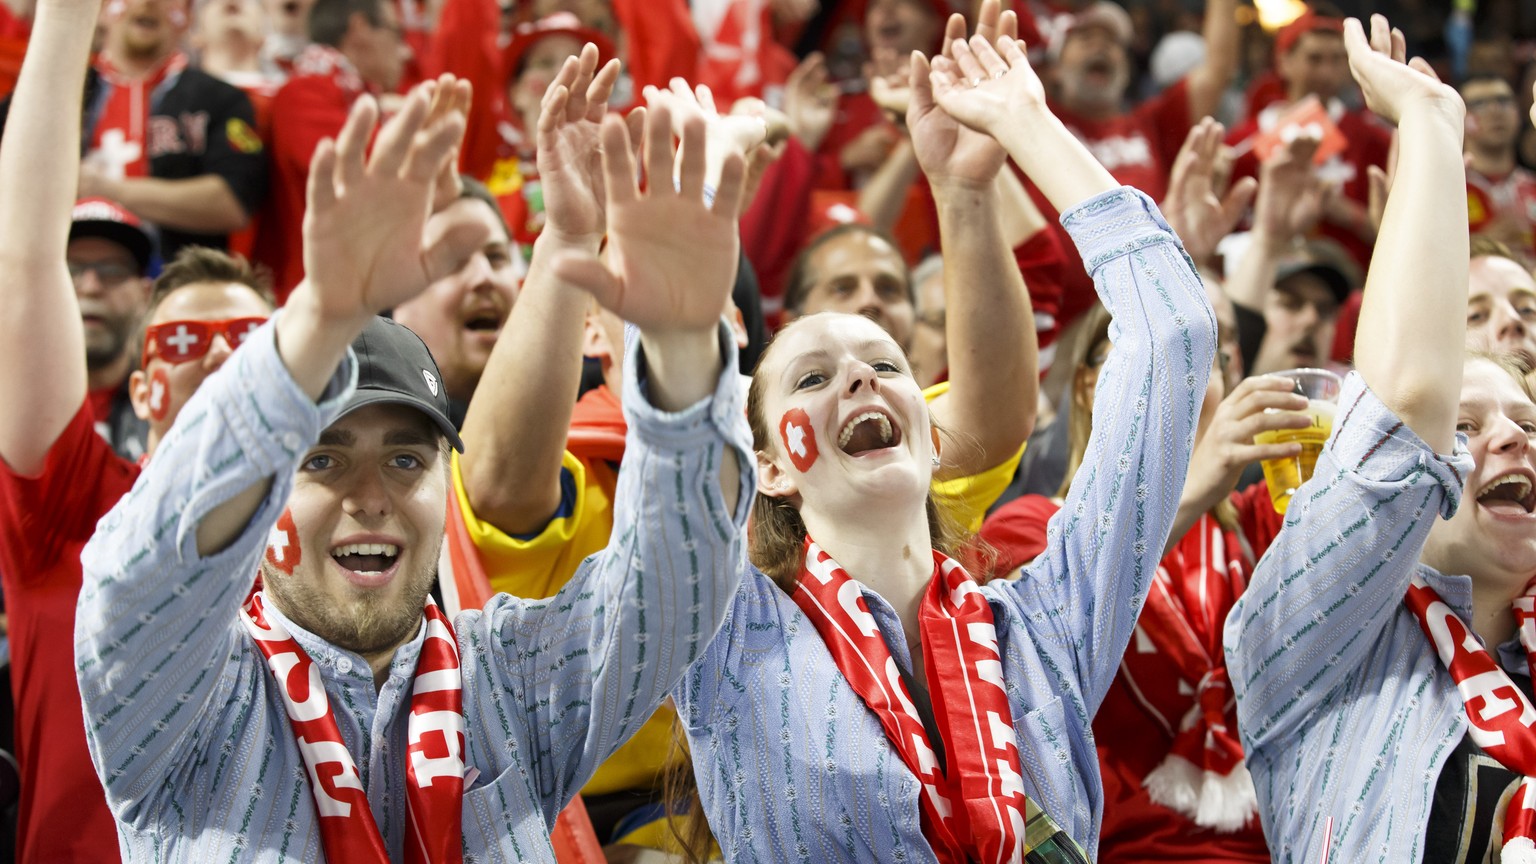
[
  {"x1": 301, "y1": 80, "x2": 486, "y2": 324},
  {"x1": 1252, "y1": 133, "x2": 1331, "y2": 248},
  {"x1": 783, "y1": 52, "x2": 837, "y2": 151},
  {"x1": 1162, "y1": 117, "x2": 1255, "y2": 266},
  {"x1": 645, "y1": 78, "x2": 768, "y2": 193}
]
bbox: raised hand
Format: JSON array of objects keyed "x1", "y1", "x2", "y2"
[
  {"x1": 1252, "y1": 134, "x2": 1329, "y2": 247},
  {"x1": 783, "y1": 52, "x2": 837, "y2": 151},
  {"x1": 1161, "y1": 117, "x2": 1256, "y2": 265},
  {"x1": 301, "y1": 81, "x2": 484, "y2": 324},
  {"x1": 425, "y1": 73, "x2": 473, "y2": 212},
  {"x1": 907, "y1": 2, "x2": 1020, "y2": 190},
  {"x1": 552, "y1": 104, "x2": 746, "y2": 336},
  {"x1": 1344, "y1": 14, "x2": 1461, "y2": 127},
  {"x1": 930, "y1": 34, "x2": 1047, "y2": 139},
  {"x1": 867, "y1": 46, "x2": 912, "y2": 120},
  {"x1": 538, "y1": 44, "x2": 621, "y2": 246},
  {"x1": 645, "y1": 78, "x2": 768, "y2": 189}
]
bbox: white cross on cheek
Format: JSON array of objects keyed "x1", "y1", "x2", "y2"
[
  {"x1": 165, "y1": 325, "x2": 200, "y2": 355},
  {"x1": 268, "y1": 524, "x2": 291, "y2": 563},
  {"x1": 787, "y1": 423, "x2": 807, "y2": 458},
  {"x1": 149, "y1": 378, "x2": 165, "y2": 413}
]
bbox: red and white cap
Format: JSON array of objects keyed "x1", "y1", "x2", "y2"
[
  {"x1": 502, "y1": 12, "x2": 616, "y2": 83},
  {"x1": 70, "y1": 197, "x2": 155, "y2": 273},
  {"x1": 1057, "y1": 1, "x2": 1134, "y2": 50}
]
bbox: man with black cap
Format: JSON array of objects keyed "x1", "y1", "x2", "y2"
[
  {"x1": 0, "y1": 1, "x2": 277, "y2": 857},
  {"x1": 75, "y1": 33, "x2": 750, "y2": 864}
]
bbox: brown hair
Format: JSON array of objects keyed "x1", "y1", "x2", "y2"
[
  {"x1": 663, "y1": 313, "x2": 971, "y2": 861},
  {"x1": 1468, "y1": 349, "x2": 1536, "y2": 394},
  {"x1": 781, "y1": 224, "x2": 913, "y2": 319},
  {"x1": 146, "y1": 246, "x2": 275, "y2": 319},
  {"x1": 1470, "y1": 234, "x2": 1522, "y2": 264}
]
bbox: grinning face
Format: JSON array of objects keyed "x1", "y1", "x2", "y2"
[
  {"x1": 754, "y1": 314, "x2": 933, "y2": 518},
  {"x1": 261, "y1": 403, "x2": 447, "y2": 659},
  {"x1": 130, "y1": 281, "x2": 273, "y2": 454},
  {"x1": 393, "y1": 198, "x2": 520, "y2": 404},
  {"x1": 69, "y1": 236, "x2": 151, "y2": 372},
  {"x1": 1422, "y1": 359, "x2": 1536, "y2": 593},
  {"x1": 1279, "y1": 31, "x2": 1349, "y2": 103},
  {"x1": 1467, "y1": 255, "x2": 1536, "y2": 371},
  {"x1": 1055, "y1": 24, "x2": 1130, "y2": 115},
  {"x1": 792, "y1": 230, "x2": 915, "y2": 352},
  {"x1": 349, "y1": 1, "x2": 407, "y2": 92},
  {"x1": 1252, "y1": 273, "x2": 1339, "y2": 376}
]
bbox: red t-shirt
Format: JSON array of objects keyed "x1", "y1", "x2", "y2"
[
  {"x1": 254, "y1": 46, "x2": 365, "y2": 300},
  {"x1": 0, "y1": 402, "x2": 140, "y2": 863},
  {"x1": 1467, "y1": 164, "x2": 1536, "y2": 264}
]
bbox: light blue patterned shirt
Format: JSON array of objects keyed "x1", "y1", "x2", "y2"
[
  {"x1": 75, "y1": 315, "x2": 753, "y2": 862},
  {"x1": 1224, "y1": 374, "x2": 1487, "y2": 864},
  {"x1": 673, "y1": 187, "x2": 1217, "y2": 862}
]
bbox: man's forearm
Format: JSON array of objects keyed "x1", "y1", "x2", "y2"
[
  {"x1": 459, "y1": 232, "x2": 598, "y2": 535},
  {"x1": 930, "y1": 181, "x2": 1035, "y2": 476},
  {"x1": 98, "y1": 174, "x2": 250, "y2": 234},
  {"x1": 1188, "y1": 0, "x2": 1238, "y2": 119},
  {"x1": 857, "y1": 139, "x2": 920, "y2": 234}
]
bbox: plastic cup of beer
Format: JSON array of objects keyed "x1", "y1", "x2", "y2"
[{"x1": 1253, "y1": 368, "x2": 1342, "y2": 514}]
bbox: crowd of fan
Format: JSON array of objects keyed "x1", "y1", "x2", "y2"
[{"x1": 0, "y1": 0, "x2": 1534, "y2": 862}]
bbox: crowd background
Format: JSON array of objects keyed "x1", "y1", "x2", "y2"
[{"x1": 0, "y1": 0, "x2": 1534, "y2": 862}]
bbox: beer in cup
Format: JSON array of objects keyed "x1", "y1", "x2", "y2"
[{"x1": 1254, "y1": 368, "x2": 1343, "y2": 514}]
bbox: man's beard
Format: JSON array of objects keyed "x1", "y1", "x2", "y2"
[
  {"x1": 260, "y1": 555, "x2": 438, "y2": 657},
  {"x1": 84, "y1": 321, "x2": 131, "y2": 371}
]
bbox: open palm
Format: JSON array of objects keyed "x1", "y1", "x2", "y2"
[
  {"x1": 556, "y1": 106, "x2": 746, "y2": 334},
  {"x1": 302, "y1": 83, "x2": 484, "y2": 320},
  {"x1": 538, "y1": 45, "x2": 621, "y2": 244}
]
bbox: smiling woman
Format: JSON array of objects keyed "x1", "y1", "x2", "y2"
[{"x1": 666, "y1": 23, "x2": 1216, "y2": 864}]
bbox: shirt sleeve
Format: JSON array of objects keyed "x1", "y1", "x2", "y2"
[
  {"x1": 74, "y1": 316, "x2": 355, "y2": 827},
  {"x1": 199, "y1": 79, "x2": 267, "y2": 217},
  {"x1": 1224, "y1": 372, "x2": 1472, "y2": 754},
  {"x1": 998, "y1": 186, "x2": 1217, "y2": 721},
  {"x1": 0, "y1": 401, "x2": 134, "y2": 587},
  {"x1": 454, "y1": 321, "x2": 754, "y2": 822}
]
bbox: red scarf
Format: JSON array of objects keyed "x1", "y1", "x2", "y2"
[
  {"x1": 1131, "y1": 515, "x2": 1257, "y2": 831},
  {"x1": 91, "y1": 51, "x2": 189, "y2": 178},
  {"x1": 1406, "y1": 575, "x2": 1536, "y2": 862},
  {"x1": 241, "y1": 591, "x2": 465, "y2": 864},
  {"x1": 792, "y1": 540, "x2": 1034, "y2": 864}
]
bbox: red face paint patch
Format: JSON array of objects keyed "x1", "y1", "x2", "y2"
[
  {"x1": 147, "y1": 368, "x2": 171, "y2": 421},
  {"x1": 265, "y1": 509, "x2": 301, "y2": 575},
  {"x1": 779, "y1": 408, "x2": 818, "y2": 473}
]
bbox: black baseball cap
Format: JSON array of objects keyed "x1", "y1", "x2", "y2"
[
  {"x1": 1275, "y1": 258, "x2": 1352, "y2": 307},
  {"x1": 342, "y1": 317, "x2": 464, "y2": 452}
]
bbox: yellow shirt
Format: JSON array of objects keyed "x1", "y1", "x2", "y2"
[{"x1": 448, "y1": 382, "x2": 1024, "y2": 813}]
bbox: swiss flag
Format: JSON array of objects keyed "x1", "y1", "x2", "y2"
[{"x1": 1251, "y1": 95, "x2": 1348, "y2": 164}]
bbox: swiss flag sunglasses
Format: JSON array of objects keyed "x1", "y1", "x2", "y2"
[{"x1": 142, "y1": 317, "x2": 268, "y2": 367}]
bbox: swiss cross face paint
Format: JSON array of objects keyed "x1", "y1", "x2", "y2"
[
  {"x1": 779, "y1": 408, "x2": 819, "y2": 473},
  {"x1": 265, "y1": 508, "x2": 301, "y2": 575},
  {"x1": 147, "y1": 367, "x2": 172, "y2": 421}
]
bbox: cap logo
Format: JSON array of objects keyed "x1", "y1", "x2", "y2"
[{"x1": 422, "y1": 369, "x2": 439, "y2": 397}]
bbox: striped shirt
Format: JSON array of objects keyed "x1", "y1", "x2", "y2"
[
  {"x1": 1224, "y1": 374, "x2": 1479, "y2": 863},
  {"x1": 74, "y1": 316, "x2": 753, "y2": 862},
  {"x1": 673, "y1": 187, "x2": 1217, "y2": 862}
]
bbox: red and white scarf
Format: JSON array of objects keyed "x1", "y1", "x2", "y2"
[
  {"x1": 792, "y1": 540, "x2": 1037, "y2": 864},
  {"x1": 1130, "y1": 515, "x2": 1257, "y2": 831},
  {"x1": 1406, "y1": 575, "x2": 1536, "y2": 863},
  {"x1": 241, "y1": 591, "x2": 465, "y2": 864}
]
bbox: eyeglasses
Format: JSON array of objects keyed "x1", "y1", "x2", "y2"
[
  {"x1": 1466, "y1": 94, "x2": 1516, "y2": 112},
  {"x1": 69, "y1": 260, "x2": 139, "y2": 287},
  {"x1": 142, "y1": 317, "x2": 267, "y2": 366}
]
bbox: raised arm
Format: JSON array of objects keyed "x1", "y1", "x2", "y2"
[
  {"x1": 0, "y1": 0, "x2": 97, "y2": 473},
  {"x1": 458, "y1": 46, "x2": 617, "y2": 535},
  {"x1": 462, "y1": 103, "x2": 753, "y2": 809},
  {"x1": 910, "y1": 1, "x2": 1037, "y2": 478},
  {"x1": 934, "y1": 33, "x2": 1216, "y2": 710},
  {"x1": 1185, "y1": 0, "x2": 1238, "y2": 122},
  {"x1": 1348, "y1": 16, "x2": 1468, "y2": 451},
  {"x1": 76, "y1": 82, "x2": 483, "y2": 822}
]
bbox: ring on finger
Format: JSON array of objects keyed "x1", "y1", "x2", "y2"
[
  {"x1": 969, "y1": 76, "x2": 984, "y2": 87},
  {"x1": 991, "y1": 70, "x2": 1006, "y2": 79}
]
